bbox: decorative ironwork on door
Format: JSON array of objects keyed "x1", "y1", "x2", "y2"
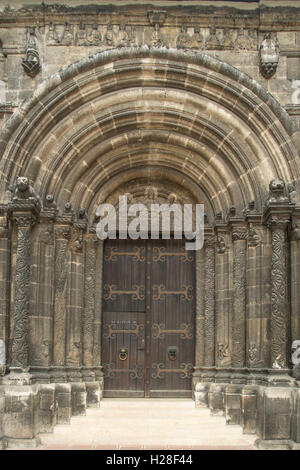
[{"x1": 102, "y1": 238, "x2": 195, "y2": 398}]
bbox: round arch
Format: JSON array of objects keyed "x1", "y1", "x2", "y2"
[{"x1": 0, "y1": 46, "x2": 299, "y2": 217}]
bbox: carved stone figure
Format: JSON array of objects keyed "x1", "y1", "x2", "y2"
[
  {"x1": 191, "y1": 26, "x2": 205, "y2": 49},
  {"x1": 151, "y1": 23, "x2": 164, "y2": 47},
  {"x1": 105, "y1": 23, "x2": 114, "y2": 46},
  {"x1": 259, "y1": 33, "x2": 279, "y2": 79},
  {"x1": 21, "y1": 27, "x2": 41, "y2": 78},
  {"x1": 46, "y1": 22, "x2": 60, "y2": 45},
  {"x1": 13, "y1": 177, "x2": 40, "y2": 207},
  {"x1": 216, "y1": 236, "x2": 226, "y2": 253},
  {"x1": 61, "y1": 23, "x2": 74, "y2": 46},
  {"x1": 87, "y1": 22, "x2": 102, "y2": 46},
  {"x1": 248, "y1": 227, "x2": 261, "y2": 247},
  {"x1": 206, "y1": 26, "x2": 221, "y2": 50},
  {"x1": 220, "y1": 28, "x2": 234, "y2": 50},
  {"x1": 267, "y1": 178, "x2": 289, "y2": 204},
  {"x1": 117, "y1": 24, "x2": 131, "y2": 47},
  {"x1": 76, "y1": 22, "x2": 88, "y2": 46},
  {"x1": 176, "y1": 25, "x2": 192, "y2": 49},
  {"x1": 234, "y1": 28, "x2": 250, "y2": 51},
  {"x1": 288, "y1": 184, "x2": 297, "y2": 205}
]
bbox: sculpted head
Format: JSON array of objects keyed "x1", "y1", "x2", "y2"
[{"x1": 16, "y1": 176, "x2": 29, "y2": 192}]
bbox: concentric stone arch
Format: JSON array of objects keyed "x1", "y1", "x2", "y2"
[{"x1": 0, "y1": 46, "x2": 299, "y2": 218}]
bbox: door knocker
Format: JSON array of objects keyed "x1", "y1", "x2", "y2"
[
  {"x1": 119, "y1": 348, "x2": 128, "y2": 361},
  {"x1": 168, "y1": 346, "x2": 178, "y2": 361}
]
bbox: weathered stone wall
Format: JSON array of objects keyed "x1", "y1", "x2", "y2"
[
  {"x1": 0, "y1": 0, "x2": 300, "y2": 448},
  {"x1": 0, "y1": 0, "x2": 300, "y2": 123}
]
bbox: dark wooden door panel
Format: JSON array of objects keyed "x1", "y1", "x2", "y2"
[
  {"x1": 102, "y1": 312, "x2": 145, "y2": 397},
  {"x1": 102, "y1": 240, "x2": 146, "y2": 397},
  {"x1": 101, "y1": 238, "x2": 195, "y2": 398},
  {"x1": 149, "y1": 240, "x2": 195, "y2": 397}
]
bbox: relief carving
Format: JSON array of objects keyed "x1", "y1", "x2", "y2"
[
  {"x1": 151, "y1": 23, "x2": 164, "y2": 48},
  {"x1": 216, "y1": 343, "x2": 230, "y2": 365},
  {"x1": 266, "y1": 178, "x2": 289, "y2": 205},
  {"x1": 232, "y1": 235, "x2": 246, "y2": 367},
  {"x1": 216, "y1": 236, "x2": 227, "y2": 253},
  {"x1": 61, "y1": 22, "x2": 74, "y2": 46},
  {"x1": 270, "y1": 223, "x2": 288, "y2": 368},
  {"x1": 22, "y1": 27, "x2": 41, "y2": 78},
  {"x1": 12, "y1": 176, "x2": 41, "y2": 209},
  {"x1": 259, "y1": 32, "x2": 280, "y2": 79},
  {"x1": 46, "y1": 22, "x2": 60, "y2": 45},
  {"x1": 248, "y1": 227, "x2": 261, "y2": 247},
  {"x1": 11, "y1": 220, "x2": 33, "y2": 368},
  {"x1": 204, "y1": 239, "x2": 215, "y2": 367}
]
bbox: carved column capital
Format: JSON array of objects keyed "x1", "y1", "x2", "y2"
[
  {"x1": 204, "y1": 235, "x2": 216, "y2": 248},
  {"x1": 267, "y1": 216, "x2": 290, "y2": 231},
  {"x1": 232, "y1": 229, "x2": 248, "y2": 241},
  {"x1": 13, "y1": 212, "x2": 37, "y2": 228},
  {"x1": 54, "y1": 225, "x2": 71, "y2": 240}
]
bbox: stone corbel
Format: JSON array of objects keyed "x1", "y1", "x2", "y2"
[
  {"x1": 259, "y1": 32, "x2": 279, "y2": 79},
  {"x1": 21, "y1": 27, "x2": 41, "y2": 78}
]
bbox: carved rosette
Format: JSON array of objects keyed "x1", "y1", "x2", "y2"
[
  {"x1": 232, "y1": 229, "x2": 247, "y2": 367},
  {"x1": 268, "y1": 216, "x2": 290, "y2": 369},
  {"x1": 11, "y1": 213, "x2": 36, "y2": 368},
  {"x1": 204, "y1": 237, "x2": 215, "y2": 366}
]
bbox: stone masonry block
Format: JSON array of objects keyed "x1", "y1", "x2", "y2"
[
  {"x1": 85, "y1": 381, "x2": 100, "y2": 408},
  {"x1": 224, "y1": 384, "x2": 243, "y2": 425},
  {"x1": 208, "y1": 383, "x2": 225, "y2": 416},
  {"x1": 55, "y1": 383, "x2": 71, "y2": 425},
  {"x1": 257, "y1": 387, "x2": 293, "y2": 441},
  {"x1": 71, "y1": 382, "x2": 87, "y2": 416},
  {"x1": 3, "y1": 385, "x2": 40, "y2": 448},
  {"x1": 194, "y1": 382, "x2": 209, "y2": 408},
  {"x1": 241, "y1": 385, "x2": 258, "y2": 434},
  {"x1": 38, "y1": 384, "x2": 56, "y2": 433}
]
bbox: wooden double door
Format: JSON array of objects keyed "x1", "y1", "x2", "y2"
[{"x1": 102, "y1": 238, "x2": 195, "y2": 397}]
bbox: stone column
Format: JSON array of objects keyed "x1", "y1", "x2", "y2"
[
  {"x1": 291, "y1": 212, "x2": 300, "y2": 344},
  {"x1": 215, "y1": 226, "x2": 232, "y2": 376},
  {"x1": 268, "y1": 215, "x2": 290, "y2": 369},
  {"x1": 93, "y1": 240, "x2": 104, "y2": 382},
  {"x1": 0, "y1": 214, "x2": 10, "y2": 349},
  {"x1": 195, "y1": 245, "x2": 204, "y2": 367},
  {"x1": 231, "y1": 228, "x2": 247, "y2": 368},
  {"x1": 204, "y1": 236, "x2": 215, "y2": 367},
  {"x1": 53, "y1": 225, "x2": 70, "y2": 369},
  {"x1": 83, "y1": 235, "x2": 97, "y2": 369},
  {"x1": 65, "y1": 227, "x2": 84, "y2": 376},
  {"x1": 11, "y1": 213, "x2": 36, "y2": 371}
]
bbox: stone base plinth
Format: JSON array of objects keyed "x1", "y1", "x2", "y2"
[
  {"x1": 208, "y1": 383, "x2": 225, "y2": 416},
  {"x1": 71, "y1": 383, "x2": 87, "y2": 416},
  {"x1": 85, "y1": 382, "x2": 100, "y2": 408},
  {"x1": 55, "y1": 383, "x2": 71, "y2": 425}
]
